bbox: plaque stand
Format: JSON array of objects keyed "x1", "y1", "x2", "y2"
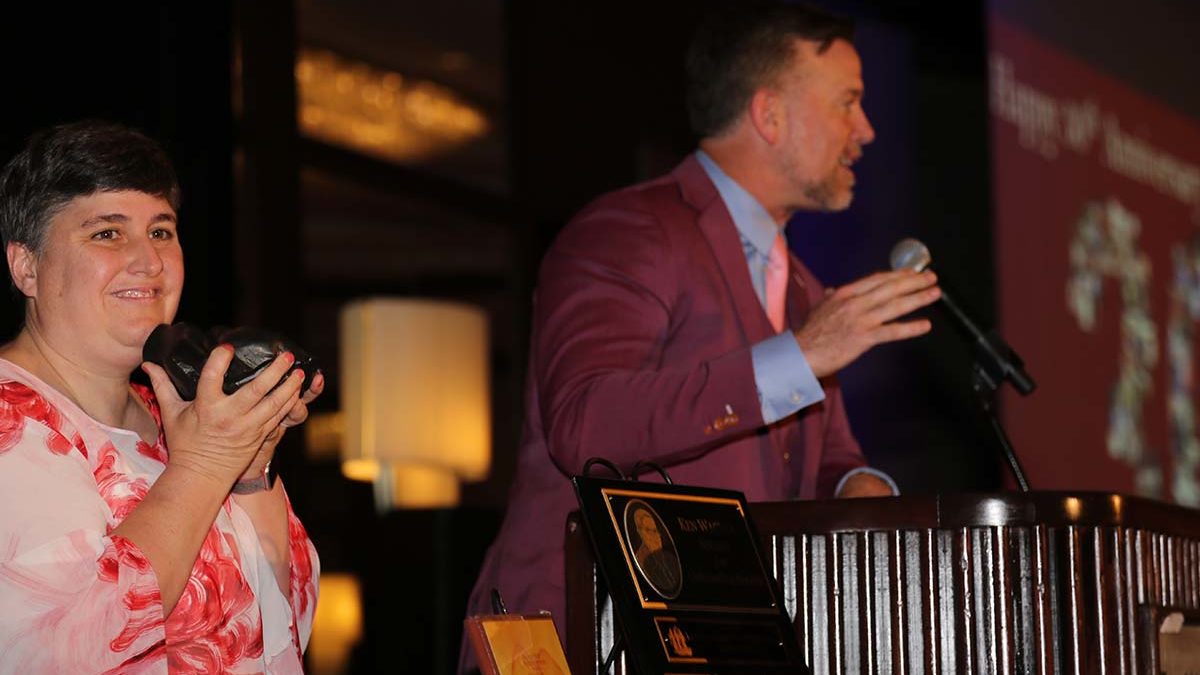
[
  {"x1": 572, "y1": 457, "x2": 808, "y2": 674},
  {"x1": 465, "y1": 589, "x2": 572, "y2": 675}
]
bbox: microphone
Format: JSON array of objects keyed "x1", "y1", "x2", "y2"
[{"x1": 889, "y1": 238, "x2": 1036, "y2": 396}]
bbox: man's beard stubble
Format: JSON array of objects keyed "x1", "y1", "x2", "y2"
[
  {"x1": 778, "y1": 149, "x2": 855, "y2": 214},
  {"x1": 801, "y1": 160, "x2": 855, "y2": 212}
]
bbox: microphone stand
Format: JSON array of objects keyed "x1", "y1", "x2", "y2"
[
  {"x1": 970, "y1": 361, "x2": 1031, "y2": 492},
  {"x1": 931, "y1": 286, "x2": 1034, "y2": 492},
  {"x1": 893, "y1": 241, "x2": 1034, "y2": 491}
]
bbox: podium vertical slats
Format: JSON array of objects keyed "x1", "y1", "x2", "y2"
[
  {"x1": 1121, "y1": 528, "x2": 1138, "y2": 673},
  {"x1": 901, "y1": 530, "x2": 927, "y2": 675},
  {"x1": 1010, "y1": 527, "x2": 1035, "y2": 673},
  {"x1": 1034, "y1": 525, "x2": 1055, "y2": 674},
  {"x1": 995, "y1": 527, "x2": 1015, "y2": 674},
  {"x1": 811, "y1": 534, "x2": 831, "y2": 674},
  {"x1": 892, "y1": 528, "x2": 907, "y2": 667},
  {"x1": 565, "y1": 493, "x2": 1200, "y2": 674},
  {"x1": 936, "y1": 530, "x2": 957, "y2": 673},
  {"x1": 1107, "y1": 527, "x2": 1130, "y2": 674},
  {"x1": 1192, "y1": 539, "x2": 1200, "y2": 607},
  {"x1": 776, "y1": 524, "x2": 1200, "y2": 673},
  {"x1": 769, "y1": 527, "x2": 1200, "y2": 673}
]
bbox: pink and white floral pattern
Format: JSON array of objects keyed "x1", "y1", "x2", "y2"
[{"x1": 0, "y1": 361, "x2": 319, "y2": 673}]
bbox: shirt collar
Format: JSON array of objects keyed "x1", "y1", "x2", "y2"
[{"x1": 695, "y1": 149, "x2": 782, "y2": 257}]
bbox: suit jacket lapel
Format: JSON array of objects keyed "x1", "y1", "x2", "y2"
[{"x1": 673, "y1": 155, "x2": 775, "y2": 345}]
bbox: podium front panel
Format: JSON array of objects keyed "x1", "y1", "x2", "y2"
[{"x1": 566, "y1": 492, "x2": 1200, "y2": 674}]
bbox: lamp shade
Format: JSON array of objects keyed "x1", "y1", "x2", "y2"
[{"x1": 340, "y1": 298, "x2": 490, "y2": 509}]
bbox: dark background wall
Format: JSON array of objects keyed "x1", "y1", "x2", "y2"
[
  {"x1": 0, "y1": 5, "x2": 237, "y2": 333},
  {"x1": 3, "y1": 1, "x2": 1196, "y2": 672}
]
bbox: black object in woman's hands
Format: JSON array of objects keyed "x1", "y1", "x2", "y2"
[{"x1": 142, "y1": 323, "x2": 319, "y2": 401}]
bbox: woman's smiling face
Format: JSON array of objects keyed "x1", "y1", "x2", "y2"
[{"x1": 12, "y1": 189, "x2": 184, "y2": 372}]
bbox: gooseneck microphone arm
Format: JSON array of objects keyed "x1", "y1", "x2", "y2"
[
  {"x1": 940, "y1": 292, "x2": 1037, "y2": 395},
  {"x1": 889, "y1": 238, "x2": 1033, "y2": 492},
  {"x1": 891, "y1": 239, "x2": 1036, "y2": 396}
]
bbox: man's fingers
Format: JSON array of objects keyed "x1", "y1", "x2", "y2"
[
  {"x1": 854, "y1": 271, "x2": 937, "y2": 309},
  {"x1": 836, "y1": 269, "x2": 933, "y2": 299},
  {"x1": 814, "y1": 274, "x2": 938, "y2": 335},
  {"x1": 829, "y1": 271, "x2": 889, "y2": 299},
  {"x1": 836, "y1": 472, "x2": 895, "y2": 498},
  {"x1": 870, "y1": 318, "x2": 933, "y2": 345},
  {"x1": 801, "y1": 270, "x2": 940, "y2": 377},
  {"x1": 866, "y1": 285, "x2": 941, "y2": 325}
]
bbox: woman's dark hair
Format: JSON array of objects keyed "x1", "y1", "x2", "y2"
[
  {"x1": 685, "y1": 2, "x2": 855, "y2": 138},
  {"x1": 0, "y1": 120, "x2": 181, "y2": 253}
]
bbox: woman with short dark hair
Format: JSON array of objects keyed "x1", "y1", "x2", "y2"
[{"x1": 0, "y1": 120, "x2": 322, "y2": 673}]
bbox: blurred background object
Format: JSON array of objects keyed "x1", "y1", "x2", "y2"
[
  {"x1": 309, "y1": 573, "x2": 364, "y2": 675},
  {"x1": 337, "y1": 298, "x2": 491, "y2": 511}
]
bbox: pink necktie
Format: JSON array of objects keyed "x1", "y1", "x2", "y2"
[{"x1": 765, "y1": 234, "x2": 788, "y2": 333}]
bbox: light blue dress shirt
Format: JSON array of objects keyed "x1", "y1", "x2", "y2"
[
  {"x1": 696, "y1": 150, "x2": 824, "y2": 424},
  {"x1": 695, "y1": 150, "x2": 898, "y2": 496}
]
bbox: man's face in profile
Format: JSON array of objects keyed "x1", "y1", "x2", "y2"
[
  {"x1": 772, "y1": 38, "x2": 876, "y2": 212},
  {"x1": 635, "y1": 510, "x2": 663, "y2": 553}
]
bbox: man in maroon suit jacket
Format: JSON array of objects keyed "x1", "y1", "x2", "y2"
[{"x1": 462, "y1": 4, "x2": 940, "y2": 667}]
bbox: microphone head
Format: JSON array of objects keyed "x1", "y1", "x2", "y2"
[{"x1": 890, "y1": 238, "x2": 932, "y2": 272}]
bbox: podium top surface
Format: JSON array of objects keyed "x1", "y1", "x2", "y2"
[{"x1": 749, "y1": 491, "x2": 1200, "y2": 538}]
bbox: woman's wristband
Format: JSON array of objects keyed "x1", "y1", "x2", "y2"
[{"x1": 231, "y1": 462, "x2": 276, "y2": 494}]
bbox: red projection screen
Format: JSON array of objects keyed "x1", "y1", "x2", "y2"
[{"x1": 990, "y1": 15, "x2": 1200, "y2": 503}]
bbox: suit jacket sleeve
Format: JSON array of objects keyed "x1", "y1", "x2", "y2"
[
  {"x1": 814, "y1": 377, "x2": 869, "y2": 497},
  {"x1": 534, "y1": 195, "x2": 766, "y2": 476},
  {"x1": 788, "y1": 261, "x2": 871, "y2": 498}
]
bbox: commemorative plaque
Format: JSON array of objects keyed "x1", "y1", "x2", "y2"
[
  {"x1": 464, "y1": 614, "x2": 571, "y2": 675},
  {"x1": 573, "y1": 474, "x2": 807, "y2": 674}
]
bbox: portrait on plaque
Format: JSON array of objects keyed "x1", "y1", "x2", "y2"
[
  {"x1": 574, "y1": 477, "x2": 808, "y2": 673},
  {"x1": 623, "y1": 499, "x2": 683, "y2": 599}
]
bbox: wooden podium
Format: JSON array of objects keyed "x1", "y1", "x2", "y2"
[{"x1": 565, "y1": 491, "x2": 1200, "y2": 674}]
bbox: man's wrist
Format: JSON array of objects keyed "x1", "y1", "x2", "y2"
[{"x1": 751, "y1": 332, "x2": 825, "y2": 424}]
